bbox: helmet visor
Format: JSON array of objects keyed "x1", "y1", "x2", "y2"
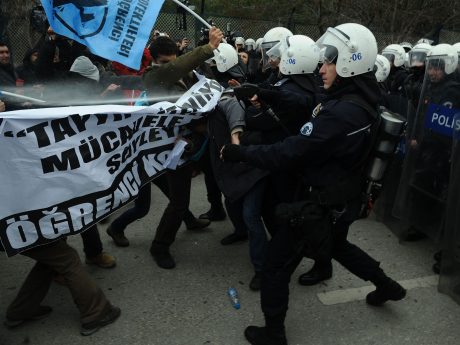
[
  {"x1": 409, "y1": 51, "x2": 427, "y2": 67},
  {"x1": 261, "y1": 41, "x2": 280, "y2": 71},
  {"x1": 319, "y1": 45, "x2": 338, "y2": 64},
  {"x1": 382, "y1": 53, "x2": 395, "y2": 64}
]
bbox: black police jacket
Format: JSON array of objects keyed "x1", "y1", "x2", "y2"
[
  {"x1": 238, "y1": 95, "x2": 374, "y2": 189},
  {"x1": 245, "y1": 76, "x2": 318, "y2": 144}
]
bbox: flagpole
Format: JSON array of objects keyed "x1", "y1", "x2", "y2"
[
  {"x1": 170, "y1": 0, "x2": 212, "y2": 29},
  {"x1": 0, "y1": 90, "x2": 46, "y2": 103}
]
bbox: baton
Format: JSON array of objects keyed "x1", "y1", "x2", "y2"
[
  {"x1": 170, "y1": 0, "x2": 212, "y2": 29},
  {"x1": 169, "y1": 0, "x2": 227, "y2": 43},
  {"x1": 0, "y1": 90, "x2": 46, "y2": 103}
]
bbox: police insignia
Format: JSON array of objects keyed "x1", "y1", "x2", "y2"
[
  {"x1": 301, "y1": 122, "x2": 314, "y2": 136},
  {"x1": 312, "y1": 103, "x2": 322, "y2": 118}
]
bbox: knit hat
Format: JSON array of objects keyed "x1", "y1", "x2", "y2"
[{"x1": 70, "y1": 56, "x2": 100, "y2": 82}]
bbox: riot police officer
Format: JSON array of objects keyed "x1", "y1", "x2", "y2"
[{"x1": 222, "y1": 23, "x2": 406, "y2": 345}]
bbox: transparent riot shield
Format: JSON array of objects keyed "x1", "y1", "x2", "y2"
[
  {"x1": 392, "y1": 56, "x2": 460, "y2": 240},
  {"x1": 438, "y1": 112, "x2": 460, "y2": 304}
]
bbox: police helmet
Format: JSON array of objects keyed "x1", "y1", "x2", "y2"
[
  {"x1": 400, "y1": 42, "x2": 413, "y2": 52},
  {"x1": 316, "y1": 23, "x2": 378, "y2": 77},
  {"x1": 374, "y1": 54, "x2": 391, "y2": 82},
  {"x1": 212, "y1": 43, "x2": 239, "y2": 72},
  {"x1": 255, "y1": 38, "x2": 264, "y2": 51},
  {"x1": 244, "y1": 38, "x2": 256, "y2": 51},
  {"x1": 279, "y1": 35, "x2": 320, "y2": 75},
  {"x1": 408, "y1": 43, "x2": 432, "y2": 67},
  {"x1": 382, "y1": 44, "x2": 406, "y2": 67},
  {"x1": 426, "y1": 44, "x2": 458, "y2": 75},
  {"x1": 261, "y1": 27, "x2": 293, "y2": 70},
  {"x1": 235, "y1": 37, "x2": 245, "y2": 46}
]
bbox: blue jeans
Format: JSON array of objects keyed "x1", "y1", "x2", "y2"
[{"x1": 227, "y1": 178, "x2": 268, "y2": 272}]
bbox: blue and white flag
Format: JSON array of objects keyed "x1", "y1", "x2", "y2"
[{"x1": 40, "y1": 0, "x2": 165, "y2": 69}]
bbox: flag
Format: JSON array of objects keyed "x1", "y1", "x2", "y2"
[{"x1": 40, "y1": 0, "x2": 165, "y2": 69}]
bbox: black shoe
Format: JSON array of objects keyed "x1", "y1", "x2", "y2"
[
  {"x1": 433, "y1": 251, "x2": 442, "y2": 262},
  {"x1": 244, "y1": 326, "x2": 288, "y2": 345},
  {"x1": 185, "y1": 217, "x2": 211, "y2": 230},
  {"x1": 366, "y1": 280, "x2": 406, "y2": 306},
  {"x1": 250, "y1": 272, "x2": 262, "y2": 291},
  {"x1": 4, "y1": 306, "x2": 53, "y2": 328},
  {"x1": 106, "y1": 225, "x2": 129, "y2": 247},
  {"x1": 220, "y1": 233, "x2": 248, "y2": 245},
  {"x1": 150, "y1": 248, "x2": 176, "y2": 269},
  {"x1": 80, "y1": 305, "x2": 121, "y2": 336},
  {"x1": 199, "y1": 207, "x2": 227, "y2": 221},
  {"x1": 298, "y1": 264, "x2": 332, "y2": 286},
  {"x1": 432, "y1": 261, "x2": 441, "y2": 274}
]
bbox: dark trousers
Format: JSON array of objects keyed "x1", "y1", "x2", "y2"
[
  {"x1": 81, "y1": 225, "x2": 102, "y2": 258},
  {"x1": 261, "y1": 219, "x2": 382, "y2": 321},
  {"x1": 151, "y1": 165, "x2": 193, "y2": 251},
  {"x1": 110, "y1": 168, "x2": 195, "y2": 233},
  {"x1": 7, "y1": 240, "x2": 109, "y2": 324}
]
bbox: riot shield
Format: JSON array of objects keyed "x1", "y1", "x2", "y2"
[
  {"x1": 392, "y1": 56, "x2": 460, "y2": 240},
  {"x1": 438, "y1": 113, "x2": 460, "y2": 304}
]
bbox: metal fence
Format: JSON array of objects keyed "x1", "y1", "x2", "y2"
[{"x1": 2, "y1": 5, "x2": 460, "y2": 66}]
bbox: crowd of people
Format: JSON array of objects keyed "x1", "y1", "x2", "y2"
[{"x1": 1, "y1": 18, "x2": 460, "y2": 345}]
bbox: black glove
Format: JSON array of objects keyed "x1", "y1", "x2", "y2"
[{"x1": 221, "y1": 144, "x2": 245, "y2": 162}]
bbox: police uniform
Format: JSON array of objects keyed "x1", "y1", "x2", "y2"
[{"x1": 222, "y1": 74, "x2": 406, "y2": 338}]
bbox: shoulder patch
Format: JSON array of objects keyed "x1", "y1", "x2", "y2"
[
  {"x1": 312, "y1": 103, "x2": 322, "y2": 118},
  {"x1": 300, "y1": 122, "x2": 314, "y2": 136},
  {"x1": 274, "y1": 78, "x2": 290, "y2": 87}
]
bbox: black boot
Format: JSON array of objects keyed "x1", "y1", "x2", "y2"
[
  {"x1": 367, "y1": 272, "x2": 406, "y2": 306},
  {"x1": 298, "y1": 262, "x2": 333, "y2": 286},
  {"x1": 244, "y1": 326, "x2": 288, "y2": 345},
  {"x1": 244, "y1": 313, "x2": 288, "y2": 345}
]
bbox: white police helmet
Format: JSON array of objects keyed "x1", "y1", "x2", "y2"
[
  {"x1": 235, "y1": 37, "x2": 245, "y2": 46},
  {"x1": 400, "y1": 42, "x2": 413, "y2": 52},
  {"x1": 374, "y1": 54, "x2": 391, "y2": 82},
  {"x1": 255, "y1": 38, "x2": 264, "y2": 51},
  {"x1": 245, "y1": 38, "x2": 256, "y2": 51},
  {"x1": 261, "y1": 27, "x2": 293, "y2": 70},
  {"x1": 316, "y1": 23, "x2": 377, "y2": 77},
  {"x1": 212, "y1": 43, "x2": 239, "y2": 72},
  {"x1": 279, "y1": 35, "x2": 320, "y2": 75},
  {"x1": 426, "y1": 44, "x2": 458, "y2": 75},
  {"x1": 408, "y1": 43, "x2": 432, "y2": 67},
  {"x1": 382, "y1": 44, "x2": 406, "y2": 67},
  {"x1": 417, "y1": 38, "x2": 433, "y2": 45}
]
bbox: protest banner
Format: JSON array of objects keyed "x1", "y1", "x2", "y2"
[{"x1": 0, "y1": 77, "x2": 223, "y2": 256}]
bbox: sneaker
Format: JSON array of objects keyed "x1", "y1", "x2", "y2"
[
  {"x1": 80, "y1": 305, "x2": 121, "y2": 336},
  {"x1": 220, "y1": 233, "x2": 248, "y2": 245},
  {"x1": 244, "y1": 326, "x2": 288, "y2": 345},
  {"x1": 4, "y1": 306, "x2": 53, "y2": 328},
  {"x1": 150, "y1": 248, "x2": 176, "y2": 269},
  {"x1": 249, "y1": 272, "x2": 262, "y2": 291},
  {"x1": 199, "y1": 207, "x2": 227, "y2": 221},
  {"x1": 366, "y1": 280, "x2": 406, "y2": 306},
  {"x1": 85, "y1": 252, "x2": 116, "y2": 269},
  {"x1": 185, "y1": 217, "x2": 211, "y2": 230},
  {"x1": 106, "y1": 225, "x2": 129, "y2": 247}
]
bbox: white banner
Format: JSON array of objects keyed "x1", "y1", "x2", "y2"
[{"x1": 0, "y1": 77, "x2": 223, "y2": 256}]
